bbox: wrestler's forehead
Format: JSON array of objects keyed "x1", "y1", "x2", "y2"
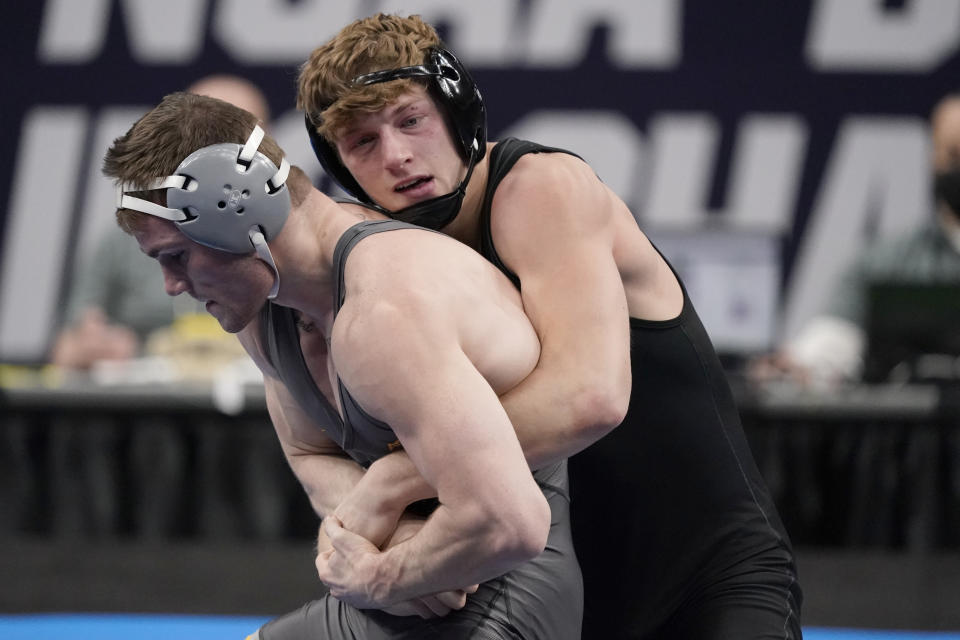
[
  {"x1": 132, "y1": 216, "x2": 187, "y2": 257},
  {"x1": 341, "y1": 86, "x2": 434, "y2": 131}
]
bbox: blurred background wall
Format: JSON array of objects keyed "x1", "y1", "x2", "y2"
[{"x1": 2, "y1": 0, "x2": 959, "y2": 364}]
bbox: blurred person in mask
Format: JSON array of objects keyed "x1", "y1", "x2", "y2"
[
  {"x1": 750, "y1": 92, "x2": 960, "y2": 386},
  {"x1": 45, "y1": 75, "x2": 281, "y2": 540}
]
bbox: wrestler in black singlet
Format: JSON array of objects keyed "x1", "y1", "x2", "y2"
[
  {"x1": 478, "y1": 139, "x2": 804, "y2": 639},
  {"x1": 251, "y1": 219, "x2": 583, "y2": 640}
]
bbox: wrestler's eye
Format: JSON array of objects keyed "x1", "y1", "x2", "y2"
[
  {"x1": 159, "y1": 251, "x2": 186, "y2": 267},
  {"x1": 353, "y1": 134, "x2": 376, "y2": 149}
]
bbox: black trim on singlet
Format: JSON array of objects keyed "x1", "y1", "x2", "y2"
[{"x1": 473, "y1": 137, "x2": 800, "y2": 636}]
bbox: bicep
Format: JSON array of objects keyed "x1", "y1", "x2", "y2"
[
  {"x1": 339, "y1": 325, "x2": 531, "y2": 508},
  {"x1": 494, "y1": 162, "x2": 631, "y2": 377}
]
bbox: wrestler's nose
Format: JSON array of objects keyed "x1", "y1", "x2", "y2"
[
  {"x1": 381, "y1": 128, "x2": 412, "y2": 171},
  {"x1": 162, "y1": 268, "x2": 190, "y2": 297}
]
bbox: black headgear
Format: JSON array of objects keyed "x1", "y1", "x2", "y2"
[{"x1": 305, "y1": 47, "x2": 486, "y2": 229}]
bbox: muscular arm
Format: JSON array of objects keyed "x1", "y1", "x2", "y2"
[
  {"x1": 264, "y1": 375, "x2": 366, "y2": 518},
  {"x1": 239, "y1": 327, "x2": 475, "y2": 617},
  {"x1": 317, "y1": 298, "x2": 550, "y2": 607},
  {"x1": 236, "y1": 326, "x2": 366, "y2": 519},
  {"x1": 488, "y1": 154, "x2": 633, "y2": 466},
  {"x1": 336, "y1": 155, "x2": 634, "y2": 528}
]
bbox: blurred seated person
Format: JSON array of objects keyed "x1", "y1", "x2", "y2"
[
  {"x1": 51, "y1": 74, "x2": 272, "y2": 372},
  {"x1": 45, "y1": 77, "x2": 289, "y2": 542},
  {"x1": 750, "y1": 92, "x2": 960, "y2": 386}
]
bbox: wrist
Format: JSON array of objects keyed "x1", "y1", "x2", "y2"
[
  {"x1": 372, "y1": 544, "x2": 413, "y2": 606},
  {"x1": 367, "y1": 451, "x2": 436, "y2": 512}
]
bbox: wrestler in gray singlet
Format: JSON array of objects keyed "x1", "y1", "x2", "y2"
[{"x1": 251, "y1": 219, "x2": 583, "y2": 640}]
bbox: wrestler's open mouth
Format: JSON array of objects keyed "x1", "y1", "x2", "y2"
[{"x1": 395, "y1": 177, "x2": 431, "y2": 192}]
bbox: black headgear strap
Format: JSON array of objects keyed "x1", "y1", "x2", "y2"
[{"x1": 305, "y1": 47, "x2": 485, "y2": 230}]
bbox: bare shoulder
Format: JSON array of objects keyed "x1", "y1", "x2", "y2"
[
  {"x1": 332, "y1": 223, "x2": 527, "y2": 366},
  {"x1": 345, "y1": 224, "x2": 499, "y2": 300},
  {"x1": 334, "y1": 233, "x2": 448, "y2": 345},
  {"x1": 334, "y1": 274, "x2": 449, "y2": 355},
  {"x1": 498, "y1": 151, "x2": 599, "y2": 201},
  {"x1": 332, "y1": 291, "x2": 448, "y2": 418},
  {"x1": 491, "y1": 149, "x2": 617, "y2": 237}
]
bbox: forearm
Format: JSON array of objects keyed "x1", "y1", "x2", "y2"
[
  {"x1": 263, "y1": 375, "x2": 370, "y2": 520},
  {"x1": 499, "y1": 374, "x2": 581, "y2": 469},
  {"x1": 329, "y1": 450, "x2": 445, "y2": 549},
  {"x1": 288, "y1": 450, "x2": 367, "y2": 519},
  {"x1": 349, "y1": 375, "x2": 621, "y2": 482},
  {"x1": 500, "y1": 357, "x2": 628, "y2": 469},
  {"x1": 354, "y1": 501, "x2": 545, "y2": 605},
  {"x1": 501, "y1": 282, "x2": 631, "y2": 468}
]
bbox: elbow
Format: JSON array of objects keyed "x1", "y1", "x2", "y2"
[
  {"x1": 570, "y1": 382, "x2": 629, "y2": 441},
  {"x1": 514, "y1": 495, "x2": 551, "y2": 559},
  {"x1": 489, "y1": 492, "x2": 551, "y2": 563}
]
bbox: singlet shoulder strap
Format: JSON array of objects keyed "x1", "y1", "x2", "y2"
[
  {"x1": 258, "y1": 300, "x2": 345, "y2": 433},
  {"x1": 486, "y1": 137, "x2": 581, "y2": 186}
]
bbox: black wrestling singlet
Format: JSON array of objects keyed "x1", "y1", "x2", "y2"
[{"x1": 478, "y1": 138, "x2": 802, "y2": 639}]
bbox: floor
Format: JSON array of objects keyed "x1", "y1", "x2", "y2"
[{"x1": 2, "y1": 539, "x2": 958, "y2": 637}]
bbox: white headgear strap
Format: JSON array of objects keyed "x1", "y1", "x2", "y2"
[{"x1": 115, "y1": 125, "x2": 290, "y2": 299}]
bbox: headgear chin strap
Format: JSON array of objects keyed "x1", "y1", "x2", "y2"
[
  {"x1": 305, "y1": 47, "x2": 486, "y2": 230},
  {"x1": 117, "y1": 125, "x2": 291, "y2": 299}
]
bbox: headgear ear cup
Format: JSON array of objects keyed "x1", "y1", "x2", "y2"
[
  {"x1": 116, "y1": 125, "x2": 291, "y2": 298},
  {"x1": 304, "y1": 46, "x2": 486, "y2": 205},
  {"x1": 166, "y1": 142, "x2": 290, "y2": 253},
  {"x1": 425, "y1": 48, "x2": 486, "y2": 163}
]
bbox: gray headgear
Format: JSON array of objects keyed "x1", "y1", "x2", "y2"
[{"x1": 116, "y1": 125, "x2": 290, "y2": 298}]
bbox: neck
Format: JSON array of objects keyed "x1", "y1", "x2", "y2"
[
  {"x1": 267, "y1": 189, "x2": 368, "y2": 323},
  {"x1": 440, "y1": 142, "x2": 493, "y2": 249}
]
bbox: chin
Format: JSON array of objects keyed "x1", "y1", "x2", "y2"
[
  {"x1": 220, "y1": 309, "x2": 260, "y2": 334},
  {"x1": 217, "y1": 317, "x2": 247, "y2": 334},
  {"x1": 218, "y1": 321, "x2": 241, "y2": 334}
]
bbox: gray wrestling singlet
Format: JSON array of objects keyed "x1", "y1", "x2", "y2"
[{"x1": 253, "y1": 219, "x2": 584, "y2": 640}]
